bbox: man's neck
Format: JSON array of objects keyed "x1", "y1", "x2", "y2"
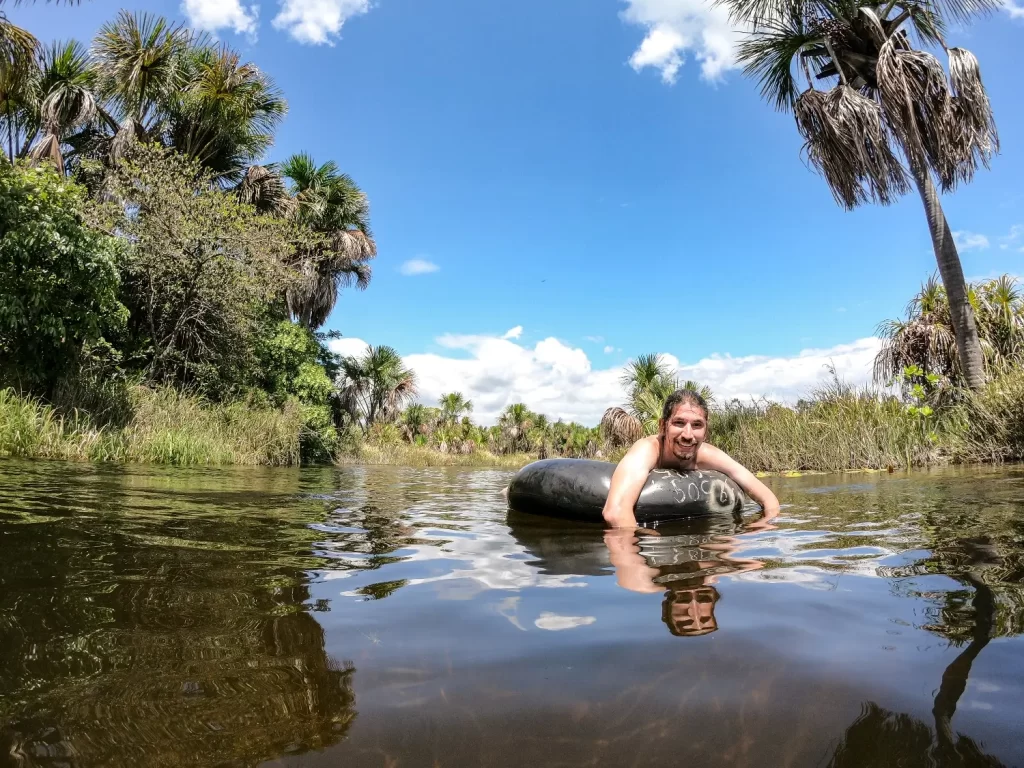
[{"x1": 656, "y1": 437, "x2": 697, "y2": 471}]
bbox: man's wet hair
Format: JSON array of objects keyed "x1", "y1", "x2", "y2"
[{"x1": 661, "y1": 389, "x2": 709, "y2": 422}]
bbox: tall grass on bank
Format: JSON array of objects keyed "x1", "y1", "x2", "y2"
[
  {"x1": 0, "y1": 387, "x2": 303, "y2": 465},
  {"x1": 338, "y1": 437, "x2": 532, "y2": 469},
  {"x1": 948, "y1": 371, "x2": 1024, "y2": 464},
  {"x1": 709, "y1": 379, "x2": 942, "y2": 473}
]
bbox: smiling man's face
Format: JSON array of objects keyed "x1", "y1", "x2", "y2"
[{"x1": 659, "y1": 401, "x2": 707, "y2": 465}]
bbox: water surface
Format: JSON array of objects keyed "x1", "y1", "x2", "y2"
[{"x1": 1, "y1": 460, "x2": 1022, "y2": 767}]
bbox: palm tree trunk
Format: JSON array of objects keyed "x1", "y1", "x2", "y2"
[
  {"x1": 908, "y1": 159, "x2": 986, "y2": 390},
  {"x1": 6, "y1": 103, "x2": 14, "y2": 162}
]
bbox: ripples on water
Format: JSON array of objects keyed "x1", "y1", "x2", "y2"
[{"x1": 0, "y1": 460, "x2": 1022, "y2": 767}]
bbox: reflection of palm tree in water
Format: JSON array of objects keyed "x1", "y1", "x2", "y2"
[
  {"x1": 828, "y1": 538, "x2": 1005, "y2": 768},
  {"x1": 603, "y1": 516, "x2": 765, "y2": 638}
]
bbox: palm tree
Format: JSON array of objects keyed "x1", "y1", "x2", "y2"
[
  {"x1": 601, "y1": 353, "x2": 714, "y2": 446},
  {"x1": 730, "y1": 0, "x2": 998, "y2": 389},
  {"x1": 336, "y1": 345, "x2": 416, "y2": 430},
  {"x1": 498, "y1": 403, "x2": 534, "y2": 454},
  {"x1": 400, "y1": 403, "x2": 432, "y2": 442},
  {"x1": 875, "y1": 275, "x2": 1024, "y2": 386},
  {"x1": 164, "y1": 44, "x2": 286, "y2": 185},
  {"x1": 25, "y1": 40, "x2": 97, "y2": 174},
  {"x1": 0, "y1": 13, "x2": 37, "y2": 162},
  {"x1": 278, "y1": 153, "x2": 376, "y2": 330},
  {"x1": 91, "y1": 11, "x2": 189, "y2": 161},
  {"x1": 875, "y1": 276, "x2": 960, "y2": 384},
  {"x1": 438, "y1": 392, "x2": 473, "y2": 426}
]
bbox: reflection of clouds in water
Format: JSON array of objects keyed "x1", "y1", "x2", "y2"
[
  {"x1": 734, "y1": 566, "x2": 845, "y2": 590},
  {"x1": 534, "y1": 612, "x2": 597, "y2": 631},
  {"x1": 740, "y1": 528, "x2": 901, "y2": 579},
  {"x1": 403, "y1": 538, "x2": 589, "y2": 596}
]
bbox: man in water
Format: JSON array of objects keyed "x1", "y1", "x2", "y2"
[{"x1": 602, "y1": 389, "x2": 780, "y2": 528}]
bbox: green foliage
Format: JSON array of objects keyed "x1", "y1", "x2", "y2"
[
  {"x1": 948, "y1": 369, "x2": 1024, "y2": 463},
  {"x1": 336, "y1": 345, "x2": 417, "y2": 430},
  {"x1": 96, "y1": 144, "x2": 297, "y2": 395},
  {"x1": 877, "y1": 275, "x2": 1024, "y2": 387},
  {"x1": 255, "y1": 320, "x2": 335, "y2": 405},
  {"x1": 251, "y1": 320, "x2": 343, "y2": 462},
  {"x1": 710, "y1": 377, "x2": 944, "y2": 473},
  {"x1": 0, "y1": 163, "x2": 125, "y2": 389}
]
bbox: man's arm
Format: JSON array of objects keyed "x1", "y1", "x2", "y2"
[
  {"x1": 602, "y1": 436, "x2": 660, "y2": 528},
  {"x1": 697, "y1": 443, "x2": 780, "y2": 522}
]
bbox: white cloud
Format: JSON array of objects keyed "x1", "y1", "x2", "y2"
[
  {"x1": 273, "y1": 0, "x2": 370, "y2": 44},
  {"x1": 399, "y1": 258, "x2": 440, "y2": 276},
  {"x1": 182, "y1": 0, "x2": 258, "y2": 35},
  {"x1": 603, "y1": 345, "x2": 615, "y2": 354},
  {"x1": 953, "y1": 230, "x2": 990, "y2": 251},
  {"x1": 622, "y1": 0, "x2": 742, "y2": 83},
  {"x1": 328, "y1": 336, "x2": 370, "y2": 359},
  {"x1": 400, "y1": 328, "x2": 883, "y2": 425},
  {"x1": 585, "y1": 335, "x2": 604, "y2": 343},
  {"x1": 502, "y1": 326, "x2": 523, "y2": 340},
  {"x1": 1006, "y1": 0, "x2": 1024, "y2": 18}
]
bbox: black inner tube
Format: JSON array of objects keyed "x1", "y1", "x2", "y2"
[{"x1": 507, "y1": 458, "x2": 747, "y2": 524}]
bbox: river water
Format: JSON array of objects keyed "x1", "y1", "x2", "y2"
[{"x1": 0, "y1": 459, "x2": 1021, "y2": 767}]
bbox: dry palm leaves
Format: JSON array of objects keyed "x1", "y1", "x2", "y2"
[
  {"x1": 946, "y1": 46, "x2": 998, "y2": 186},
  {"x1": 794, "y1": 85, "x2": 908, "y2": 209},
  {"x1": 27, "y1": 133, "x2": 66, "y2": 175},
  {"x1": 600, "y1": 406, "x2": 643, "y2": 448}
]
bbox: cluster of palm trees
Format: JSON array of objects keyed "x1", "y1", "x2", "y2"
[
  {"x1": 0, "y1": 10, "x2": 373, "y2": 331},
  {"x1": 392, "y1": 397, "x2": 600, "y2": 458},
  {"x1": 875, "y1": 274, "x2": 1024, "y2": 387},
  {"x1": 600, "y1": 353, "x2": 712, "y2": 447}
]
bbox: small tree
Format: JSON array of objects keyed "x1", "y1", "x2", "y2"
[
  {"x1": 0, "y1": 163, "x2": 124, "y2": 390},
  {"x1": 96, "y1": 144, "x2": 297, "y2": 395}
]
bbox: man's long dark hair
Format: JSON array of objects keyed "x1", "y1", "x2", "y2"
[{"x1": 661, "y1": 389, "x2": 709, "y2": 422}]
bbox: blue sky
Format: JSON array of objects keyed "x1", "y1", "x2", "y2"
[{"x1": 10, "y1": 0, "x2": 1024, "y2": 422}]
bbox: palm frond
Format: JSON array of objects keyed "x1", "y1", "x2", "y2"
[
  {"x1": 736, "y1": 17, "x2": 816, "y2": 111},
  {"x1": 234, "y1": 163, "x2": 292, "y2": 214},
  {"x1": 945, "y1": 46, "x2": 997, "y2": 188},
  {"x1": 876, "y1": 39, "x2": 954, "y2": 185},
  {"x1": 27, "y1": 131, "x2": 64, "y2": 173},
  {"x1": 795, "y1": 85, "x2": 908, "y2": 209}
]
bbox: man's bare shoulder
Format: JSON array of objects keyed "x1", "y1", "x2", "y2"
[
  {"x1": 630, "y1": 435, "x2": 661, "y2": 456},
  {"x1": 695, "y1": 442, "x2": 728, "y2": 467}
]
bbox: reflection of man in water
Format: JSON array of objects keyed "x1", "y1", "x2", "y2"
[
  {"x1": 663, "y1": 584, "x2": 720, "y2": 637},
  {"x1": 604, "y1": 526, "x2": 762, "y2": 637}
]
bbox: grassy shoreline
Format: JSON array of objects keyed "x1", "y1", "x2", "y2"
[{"x1": 4, "y1": 371, "x2": 1024, "y2": 472}]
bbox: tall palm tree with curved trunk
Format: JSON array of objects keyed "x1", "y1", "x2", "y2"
[
  {"x1": 730, "y1": 0, "x2": 998, "y2": 389},
  {"x1": 277, "y1": 153, "x2": 376, "y2": 330},
  {"x1": 336, "y1": 345, "x2": 416, "y2": 431}
]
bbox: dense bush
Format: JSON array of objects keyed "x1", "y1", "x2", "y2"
[{"x1": 0, "y1": 164, "x2": 125, "y2": 391}]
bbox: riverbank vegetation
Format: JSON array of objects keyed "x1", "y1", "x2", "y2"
[{"x1": 2, "y1": 9, "x2": 1023, "y2": 472}]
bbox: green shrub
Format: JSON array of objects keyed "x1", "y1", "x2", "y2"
[{"x1": 0, "y1": 164, "x2": 125, "y2": 390}]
